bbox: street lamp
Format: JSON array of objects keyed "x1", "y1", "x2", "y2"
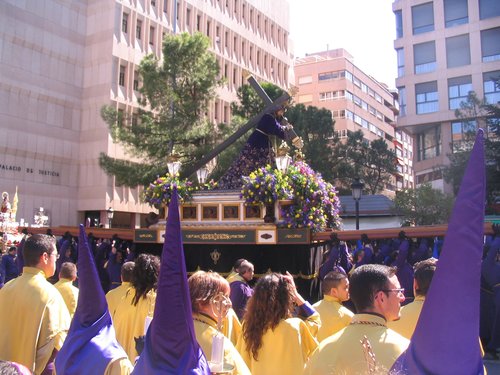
[
  {"x1": 166, "y1": 150, "x2": 181, "y2": 177},
  {"x1": 351, "y1": 177, "x2": 364, "y2": 230},
  {"x1": 196, "y1": 165, "x2": 209, "y2": 184},
  {"x1": 106, "y1": 207, "x2": 114, "y2": 229},
  {"x1": 275, "y1": 141, "x2": 292, "y2": 173}
]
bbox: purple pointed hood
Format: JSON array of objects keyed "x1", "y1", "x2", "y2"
[
  {"x1": 55, "y1": 225, "x2": 128, "y2": 374},
  {"x1": 392, "y1": 130, "x2": 486, "y2": 374},
  {"x1": 133, "y1": 188, "x2": 210, "y2": 374}
]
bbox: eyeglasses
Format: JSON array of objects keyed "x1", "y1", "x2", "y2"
[
  {"x1": 381, "y1": 288, "x2": 405, "y2": 295},
  {"x1": 47, "y1": 252, "x2": 60, "y2": 260}
]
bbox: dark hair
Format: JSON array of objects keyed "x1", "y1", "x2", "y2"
[
  {"x1": 414, "y1": 258, "x2": 437, "y2": 296},
  {"x1": 321, "y1": 271, "x2": 347, "y2": 295},
  {"x1": 242, "y1": 273, "x2": 294, "y2": 360},
  {"x1": 232, "y1": 258, "x2": 246, "y2": 270},
  {"x1": 349, "y1": 264, "x2": 396, "y2": 312},
  {"x1": 131, "y1": 254, "x2": 160, "y2": 306},
  {"x1": 121, "y1": 261, "x2": 135, "y2": 282},
  {"x1": 59, "y1": 262, "x2": 77, "y2": 280},
  {"x1": 188, "y1": 271, "x2": 229, "y2": 313},
  {"x1": 8, "y1": 246, "x2": 16, "y2": 253},
  {"x1": 23, "y1": 234, "x2": 56, "y2": 267}
]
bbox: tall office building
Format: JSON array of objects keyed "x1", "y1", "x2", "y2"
[
  {"x1": 393, "y1": 0, "x2": 500, "y2": 192},
  {"x1": 0, "y1": 0, "x2": 291, "y2": 227},
  {"x1": 293, "y1": 48, "x2": 414, "y2": 193}
]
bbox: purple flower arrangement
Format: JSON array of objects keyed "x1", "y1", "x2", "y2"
[
  {"x1": 241, "y1": 161, "x2": 342, "y2": 232},
  {"x1": 142, "y1": 175, "x2": 195, "y2": 207}
]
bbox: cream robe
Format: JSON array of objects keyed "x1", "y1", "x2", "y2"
[
  {"x1": 54, "y1": 278, "x2": 79, "y2": 319},
  {"x1": 304, "y1": 313, "x2": 409, "y2": 375},
  {"x1": 0, "y1": 267, "x2": 70, "y2": 375},
  {"x1": 313, "y1": 294, "x2": 354, "y2": 342},
  {"x1": 112, "y1": 287, "x2": 156, "y2": 362},
  {"x1": 193, "y1": 313, "x2": 250, "y2": 375},
  {"x1": 105, "y1": 281, "x2": 132, "y2": 317},
  {"x1": 237, "y1": 315, "x2": 319, "y2": 375},
  {"x1": 222, "y1": 308, "x2": 242, "y2": 347},
  {"x1": 388, "y1": 295, "x2": 425, "y2": 339}
]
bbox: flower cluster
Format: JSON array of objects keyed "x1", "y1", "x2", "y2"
[
  {"x1": 240, "y1": 165, "x2": 292, "y2": 206},
  {"x1": 142, "y1": 175, "x2": 195, "y2": 207},
  {"x1": 280, "y1": 161, "x2": 341, "y2": 232},
  {"x1": 241, "y1": 161, "x2": 342, "y2": 232}
]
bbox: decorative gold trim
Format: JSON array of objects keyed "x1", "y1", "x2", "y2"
[
  {"x1": 244, "y1": 204, "x2": 262, "y2": 220},
  {"x1": 201, "y1": 204, "x2": 220, "y2": 221},
  {"x1": 222, "y1": 204, "x2": 240, "y2": 220},
  {"x1": 181, "y1": 204, "x2": 198, "y2": 221}
]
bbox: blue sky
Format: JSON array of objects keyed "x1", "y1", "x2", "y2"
[{"x1": 288, "y1": 0, "x2": 397, "y2": 88}]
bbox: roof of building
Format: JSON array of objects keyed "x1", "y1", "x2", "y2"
[{"x1": 339, "y1": 194, "x2": 395, "y2": 217}]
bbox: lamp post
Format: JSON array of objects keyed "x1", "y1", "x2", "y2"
[
  {"x1": 351, "y1": 177, "x2": 364, "y2": 230},
  {"x1": 166, "y1": 150, "x2": 181, "y2": 177},
  {"x1": 106, "y1": 207, "x2": 114, "y2": 229},
  {"x1": 196, "y1": 165, "x2": 209, "y2": 184}
]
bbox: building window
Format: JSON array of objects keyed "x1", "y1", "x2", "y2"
[
  {"x1": 133, "y1": 71, "x2": 139, "y2": 91},
  {"x1": 479, "y1": 0, "x2": 500, "y2": 20},
  {"x1": 483, "y1": 70, "x2": 500, "y2": 104},
  {"x1": 149, "y1": 26, "x2": 155, "y2": 45},
  {"x1": 396, "y1": 48, "x2": 404, "y2": 77},
  {"x1": 417, "y1": 125, "x2": 441, "y2": 161},
  {"x1": 416, "y1": 81, "x2": 438, "y2": 114},
  {"x1": 414, "y1": 41, "x2": 436, "y2": 74},
  {"x1": 197, "y1": 15, "x2": 201, "y2": 31},
  {"x1": 318, "y1": 71, "x2": 339, "y2": 81},
  {"x1": 136, "y1": 20, "x2": 142, "y2": 40},
  {"x1": 451, "y1": 120, "x2": 477, "y2": 152},
  {"x1": 163, "y1": 0, "x2": 168, "y2": 14},
  {"x1": 151, "y1": 0, "x2": 156, "y2": 8},
  {"x1": 122, "y1": 13, "x2": 128, "y2": 33},
  {"x1": 448, "y1": 75, "x2": 472, "y2": 110},
  {"x1": 119, "y1": 65, "x2": 126, "y2": 87},
  {"x1": 481, "y1": 28, "x2": 500, "y2": 63},
  {"x1": 446, "y1": 34, "x2": 471, "y2": 68},
  {"x1": 395, "y1": 10, "x2": 403, "y2": 38},
  {"x1": 444, "y1": 0, "x2": 468, "y2": 27},
  {"x1": 412, "y1": 2, "x2": 434, "y2": 35},
  {"x1": 398, "y1": 87, "x2": 407, "y2": 117},
  {"x1": 186, "y1": 8, "x2": 191, "y2": 26}
]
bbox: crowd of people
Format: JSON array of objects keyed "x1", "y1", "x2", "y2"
[{"x1": 0, "y1": 129, "x2": 497, "y2": 374}]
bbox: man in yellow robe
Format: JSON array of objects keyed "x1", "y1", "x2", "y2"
[
  {"x1": 388, "y1": 258, "x2": 437, "y2": 339},
  {"x1": 0, "y1": 234, "x2": 71, "y2": 374},
  {"x1": 313, "y1": 270, "x2": 354, "y2": 342},
  {"x1": 106, "y1": 261, "x2": 135, "y2": 317},
  {"x1": 54, "y1": 262, "x2": 79, "y2": 318},
  {"x1": 304, "y1": 264, "x2": 410, "y2": 375}
]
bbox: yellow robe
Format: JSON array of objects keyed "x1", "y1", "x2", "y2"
[
  {"x1": 113, "y1": 287, "x2": 156, "y2": 362},
  {"x1": 54, "y1": 278, "x2": 79, "y2": 319},
  {"x1": 304, "y1": 313, "x2": 410, "y2": 375},
  {"x1": 192, "y1": 313, "x2": 251, "y2": 375},
  {"x1": 0, "y1": 267, "x2": 71, "y2": 375},
  {"x1": 313, "y1": 295, "x2": 354, "y2": 342},
  {"x1": 388, "y1": 295, "x2": 425, "y2": 339},
  {"x1": 237, "y1": 315, "x2": 319, "y2": 375},
  {"x1": 222, "y1": 308, "x2": 242, "y2": 347},
  {"x1": 106, "y1": 281, "x2": 132, "y2": 317}
]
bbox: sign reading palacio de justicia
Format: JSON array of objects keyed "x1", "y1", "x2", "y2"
[{"x1": 0, "y1": 163, "x2": 60, "y2": 177}]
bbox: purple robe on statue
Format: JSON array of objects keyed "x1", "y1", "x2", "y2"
[{"x1": 217, "y1": 113, "x2": 287, "y2": 190}]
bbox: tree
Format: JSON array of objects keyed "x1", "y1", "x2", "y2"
[
  {"x1": 330, "y1": 130, "x2": 398, "y2": 194},
  {"x1": 285, "y1": 104, "x2": 336, "y2": 181},
  {"x1": 99, "y1": 32, "x2": 223, "y2": 186},
  {"x1": 392, "y1": 184, "x2": 454, "y2": 226},
  {"x1": 443, "y1": 91, "x2": 500, "y2": 208}
]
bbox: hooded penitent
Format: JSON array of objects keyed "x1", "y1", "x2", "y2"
[
  {"x1": 391, "y1": 129, "x2": 486, "y2": 374},
  {"x1": 132, "y1": 188, "x2": 210, "y2": 374},
  {"x1": 55, "y1": 225, "x2": 128, "y2": 374}
]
